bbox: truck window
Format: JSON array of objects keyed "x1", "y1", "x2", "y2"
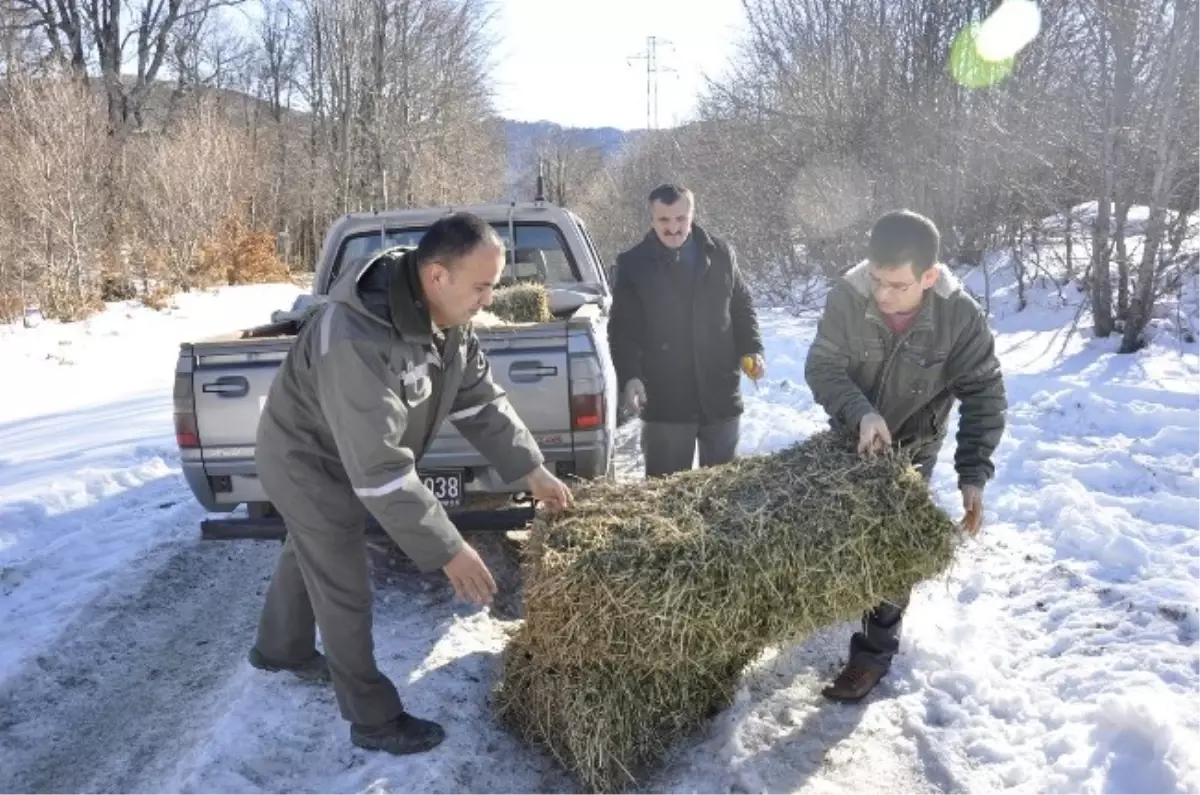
[
  {"x1": 329, "y1": 222, "x2": 580, "y2": 288},
  {"x1": 574, "y1": 218, "x2": 609, "y2": 291}
]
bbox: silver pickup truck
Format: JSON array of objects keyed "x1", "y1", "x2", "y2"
[{"x1": 173, "y1": 200, "x2": 618, "y2": 539}]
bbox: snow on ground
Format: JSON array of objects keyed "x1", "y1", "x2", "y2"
[
  {"x1": 1, "y1": 226, "x2": 1198, "y2": 794},
  {"x1": 0, "y1": 284, "x2": 302, "y2": 678}
]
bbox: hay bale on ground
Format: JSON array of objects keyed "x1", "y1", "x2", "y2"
[
  {"x1": 488, "y1": 282, "x2": 552, "y2": 323},
  {"x1": 493, "y1": 429, "x2": 960, "y2": 793},
  {"x1": 498, "y1": 638, "x2": 739, "y2": 793}
]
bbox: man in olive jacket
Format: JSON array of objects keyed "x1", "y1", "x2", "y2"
[
  {"x1": 248, "y1": 213, "x2": 572, "y2": 754},
  {"x1": 608, "y1": 183, "x2": 765, "y2": 477},
  {"x1": 805, "y1": 209, "x2": 1006, "y2": 702}
]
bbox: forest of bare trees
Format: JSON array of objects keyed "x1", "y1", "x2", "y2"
[
  {"x1": 1, "y1": 0, "x2": 1196, "y2": 351},
  {"x1": 571, "y1": 0, "x2": 1198, "y2": 351},
  {"x1": 1, "y1": 0, "x2": 504, "y2": 320}
]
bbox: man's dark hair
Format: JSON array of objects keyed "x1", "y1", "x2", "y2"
[
  {"x1": 868, "y1": 210, "x2": 940, "y2": 274},
  {"x1": 648, "y1": 183, "x2": 693, "y2": 206},
  {"x1": 415, "y1": 211, "x2": 502, "y2": 268}
]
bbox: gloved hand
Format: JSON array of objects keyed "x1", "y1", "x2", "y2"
[
  {"x1": 740, "y1": 354, "x2": 765, "y2": 381},
  {"x1": 622, "y1": 378, "x2": 647, "y2": 415}
]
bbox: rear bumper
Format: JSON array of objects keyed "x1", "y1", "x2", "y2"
[
  {"x1": 182, "y1": 459, "x2": 221, "y2": 511},
  {"x1": 200, "y1": 501, "x2": 536, "y2": 541}
]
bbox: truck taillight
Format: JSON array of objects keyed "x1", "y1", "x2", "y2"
[
  {"x1": 174, "y1": 412, "x2": 200, "y2": 448},
  {"x1": 570, "y1": 393, "x2": 603, "y2": 430},
  {"x1": 173, "y1": 367, "x2": 199, "y2": 448},
  {"x1": 568, "y1": 346, "x2": 605, "y2": 431}
]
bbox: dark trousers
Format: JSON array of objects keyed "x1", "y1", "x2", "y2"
[
  {"x1": 848, "y1": 454, "x2": 937, "y2": 671},
  {"x1": 641, "y1": 416, "x2": 740, "y2": 478},
  {"x1": 253, "y1": 491, "x2": 405, "y2": 727}
]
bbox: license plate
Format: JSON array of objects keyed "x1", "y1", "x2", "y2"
[{"x1": 419, "y1": 469, "x2": 464, "y2": 508}]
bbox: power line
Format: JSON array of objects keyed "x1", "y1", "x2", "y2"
[{"x1": 627, "y1": 35, "x2": 676, "y2": 130}]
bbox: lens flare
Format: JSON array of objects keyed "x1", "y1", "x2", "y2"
[
  {"x1": 977, "y1": 0, "x2": 1042, "y2": 60},
  {"x1": 950, "y1": 0, "x2": 1042, "y2": 89}
]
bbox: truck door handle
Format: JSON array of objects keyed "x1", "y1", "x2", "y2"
[
  {"x1": 508, "y1": 360, "x2": 558, "y2": 383},
  {"x1": 201, "y1": 375, "x2": 250, "y2": 397}
]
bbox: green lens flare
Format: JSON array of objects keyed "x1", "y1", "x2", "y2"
[
  {"x1": 951, "y1": 0, "x2": 1042, "y2": 89},
  {"x1": 950, "y1": 22, "x2": 1015, "y2": 89}
]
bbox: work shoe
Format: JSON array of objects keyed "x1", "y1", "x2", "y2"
[
  {"x1": 248, "y1": 647, "x2": 332, "y2": 683},
  {"x1": 352, "y1": 712, "x2": 446, "y2": 755},
  {"x1": 821, "y1": 659, "x2": 887, "y2": 703}
]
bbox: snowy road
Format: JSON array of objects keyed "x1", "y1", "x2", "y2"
[
  {"x1": 1, "y1": 531, "x2": 279, "y2": 793},
  {"x1": 1, "y1": 252, "x2": 1197, "y2": 793}
]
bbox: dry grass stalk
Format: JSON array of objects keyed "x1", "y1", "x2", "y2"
[{"x1": 494, "y1": 429, "x2": 960, "y2": 792}]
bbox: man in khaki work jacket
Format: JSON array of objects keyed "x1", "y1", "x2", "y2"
[
  {"x1": 247, "y1": 212, "x2": 573, "y2": 755},
  {"x1": 805, "y1": 209, "x2": 1006, "y2": 703}
]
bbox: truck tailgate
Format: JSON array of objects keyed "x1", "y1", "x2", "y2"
[
  {"x1": 191, "y1": 339, "x2": 293, "y2": 459},
  {"x1": 477, "y1": 325, "x2": 572, "y2": 433},
  {"x1": 423, "y1": 324, "x2": 573, "y2": 464},
  {"x1": 190, "y1": 324, "x2": 573, "y2": 466}
]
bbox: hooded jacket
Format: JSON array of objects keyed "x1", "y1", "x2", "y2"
[
  {"x1": 255, "y1": 247, "x2": 544, "y2": 570},
  {"x1": 804, "y1": 260, "x2": 1007, "y2": 487}
]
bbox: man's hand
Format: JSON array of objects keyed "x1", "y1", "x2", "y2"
[
  {"x1": 960, "y1": 485, "x2": 984, "y2": 536},
  {"x1": 527, "y1": 464, "x2": 573, "y2": 514},
  {"x1": 442, "y1": 543, "x2": 497, "y2": 606},
  {"x1": 622, "y1": 378, "x2": 647, "y2": 415},
  {"x1": 740, "y1": 354, "x2": 766, "y2": 381},
  {"x1": 857, "y1": 412, "x2": 892, "y2": 456}
]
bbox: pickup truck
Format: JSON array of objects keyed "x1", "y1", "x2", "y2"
[{"x1": 173, "y1": 200, "x2": 618, "y2": 539}]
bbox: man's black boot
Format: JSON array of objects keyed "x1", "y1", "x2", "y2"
[{"x1": 351, "y1": 712, "x2": 446, "y2": 755}]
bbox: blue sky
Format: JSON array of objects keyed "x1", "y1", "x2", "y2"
[{"x1": 488, "y1": 0, "x2": 748, "y2": 130}]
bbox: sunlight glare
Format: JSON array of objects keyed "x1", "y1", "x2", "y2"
[{"x1": 976, "y1": 0, "x2": 1043, "y2": 62}]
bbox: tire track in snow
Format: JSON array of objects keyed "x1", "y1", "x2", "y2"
[{"x1": 0, "y1": 533, "x2": 281, "y2": 793}]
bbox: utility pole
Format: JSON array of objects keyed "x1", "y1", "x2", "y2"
[{"x1": 627, "y1": 35, "x2": 675, "y2": 129}]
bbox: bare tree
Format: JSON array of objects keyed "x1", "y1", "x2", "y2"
[
  {"x1": 129, "y1": 97, "x2": 255, "y2": 291},
  {"x1": 0, "y1": 1, "x2": 47, "y2": 73},
  {"x1": 0, "y1": 75, "x2": 108, "y2": 319},
  {"x1": 11, "y1": 0, "x2": 247, "y2": 137},
  {"x1": 1120, "y1": 0, "x2": 1197, "y2": 352}
]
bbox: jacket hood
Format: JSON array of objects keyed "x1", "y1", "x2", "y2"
[
  {"x1": 326, "y1": 246, "x2": 434, "y2": 342},
  {"x1": 842, "y1": 259, "x2": 963, "y2": 301}
]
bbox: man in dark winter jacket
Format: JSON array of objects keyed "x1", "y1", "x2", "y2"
[
  {"x1": 249, "y1": 212, "x2": 572, "y2": 755},
  {"x1": 805, "y1": 209, "x2": 1007, "y2": 702},
  {"x1": 607, "y1": 184, "x2": 766, "y2": 477}
]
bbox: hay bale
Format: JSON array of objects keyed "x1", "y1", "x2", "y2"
[
  {"x1": 494, "y1": 429, "x2": 960, "y2": 793},
  {"x1": 488, "y1": 282, "x2": 552, "y2": 323},
  {"x1": 497, "y1": 639, "x2": 740, "y2": 793},
  {"x1": 470, "y1": 309, "x2": 509, "y2": 327}
]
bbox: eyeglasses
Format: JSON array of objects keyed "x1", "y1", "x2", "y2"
[{"x1": 869, "y1": 275, "x2": 919, "y2": 295}]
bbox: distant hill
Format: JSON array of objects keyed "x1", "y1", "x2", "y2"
[
  {"x1": 502, "y1": 120, "x2": 644, "y2": 200},
  {"x1": 505, "y1": 119, "x2": 635, "y2": 158}
]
